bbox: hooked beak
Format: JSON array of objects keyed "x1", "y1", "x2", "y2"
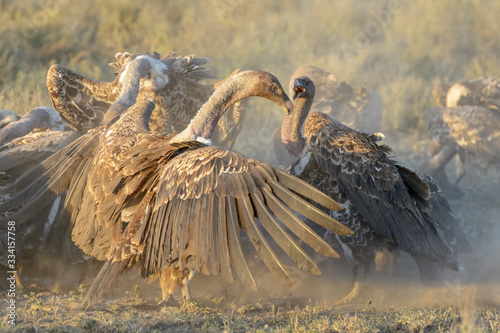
[
  {"x1": 327, "y1": 73, "x2": 337, "y2": 84},
  {"x1": 283, "y1": 96, "x2": 293, "y2": 114},
  {"x1": 292, "y1": 78, "x2": 307, "y2": 100}
]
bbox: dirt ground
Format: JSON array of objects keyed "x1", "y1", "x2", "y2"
[{"x1": 1, "y1": 132, "x2": 500, "y2": 332}]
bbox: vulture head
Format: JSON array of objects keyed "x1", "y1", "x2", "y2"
[
  {"x1": 115, "y1": 53, "x2": 169, "y2": 93},
  {"x1": 290, "y1": 65, "x2": 336, "y2": 93},
  {"x1": 238, "y1": 70, "x2": 293, "y2": 114},
  {"x1": 104, "y1": 56, "x2": 169, "y2": 123},
  {"x1": 172, "y1": 70, "x2": 293, "y2": 143},
  {"x1": 291, "y1": 76, "x2": 316, "y2": 101}
]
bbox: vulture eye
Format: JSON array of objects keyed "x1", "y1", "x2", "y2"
[{"x1": 272, "y1": 84, "x2": 279, "y2": 91}]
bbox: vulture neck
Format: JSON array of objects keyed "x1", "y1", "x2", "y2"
[
  {"x1": 122, "y1": 100, "x2": 155, "y2": 132},
  {"x1": 103, "y1": 58, "x2": 150, "y2": 124},
  {"x1": 172, "y1": 73, "x2": 253, "y2": 143},
  {"x1": 282, "y1": 96, "x2": 312, "y2": 159}
]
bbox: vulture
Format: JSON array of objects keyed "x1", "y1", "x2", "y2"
[
  {"x1": 1, "y1": 65, "x2": 352, "y2": 307},
  {"x1": 438, "y1": 78, "x2": 500, "y2": 109},
  {"x1": 289, "y1": 66, "x2": 382, "y2": 133},
  {"x1": 0, "y1": 53, "x2": 171, "y2": 181},
  {"x1": 422, "y1": 78, "x2": 500, "y2": 192},
  {"x1": 0, "y1": 55, "x2": 168, "y2": 284},
  {"x1": 274, "y1": 65, "x2": 382, "y2": 167},
  {"x1": 280, "y1": 76, "x2": 470, "y2": 303},
  {"x1": 47, "y1": 51, "x2": 243, "y2": 148},
  {"x1": 0, "y1": 107, "x2": 66, "y2": 146},
  {"x1": 0, "y1": 110, "x2": 19, "y2": 129}
]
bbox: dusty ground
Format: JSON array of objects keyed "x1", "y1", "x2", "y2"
[{"x1": 1, "y1": 133, "x2": 500, "y2": 332}]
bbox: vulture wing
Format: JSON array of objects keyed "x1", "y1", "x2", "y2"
[
  {"x1": 108, "y1": 142, "x2": 351, "y2": 292},
  {"x1": 305, "y1": 112, "x2": 454, "y2": 259},
  {"x1": 47, "y1": 64, "x2": 118, "y2": 131}
]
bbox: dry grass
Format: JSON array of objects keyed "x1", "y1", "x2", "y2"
[
  {"x1": 1, "y1": 0, "x2": 500, "y2": 331},
  {"x1": 2, "y1": 0, "x2": 500, "y2": 128},
  {"x1": 2, "y1": 288, "x2": 500, "y2": 332}
]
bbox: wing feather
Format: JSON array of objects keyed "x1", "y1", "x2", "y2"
[
  {"x1": 217, "y1": 196, "x2": 235, "y2": 283},
  {"x1": 260, "y1": 186, "x2": 339, "y2": 258},
  {"x1": 247, "y1": 191, "x2": 322, "y2": 274}
]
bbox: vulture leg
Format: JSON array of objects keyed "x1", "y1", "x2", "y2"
[
  {"x1": 421, "y1": 143, "x2": 464, "y2": 198},
  {"x1": 428, "y1": 139, "x2": 442, "y2": 157},
  {"x1": 181, "y1": 270, "x2": 195, "y2": 301},
  {"x1": 158, "y1": 267, "x2": 194, "y2": 305},
  {"x1": 334, "y1": 243, "x2": 375, "y2": 304},
  {"x1": 421, "y1": 143, "x2": 458, "y2": 176},
  {"x1": 454, "y1": 148, "x2": 467, "y2": 186},
  {"x1": 335, "y1": 265, "x2": 368, "y2": 305},
  {"x1": 14, "y1": 271, "x2": 23, "y2": 290}
]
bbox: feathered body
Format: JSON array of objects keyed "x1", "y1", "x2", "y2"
[
  {"x1": 1, "y1": 69, "x2": 351, "y2": 307},
  {"x1": 423, "y1": 78, "x2": 500, "y2": 190},
  {"x1": 283, "y1": 77, "x2": 470, "y2": 302},
  {"x1": 47, "y1": 51, "x2": 243, "y2": 148}
]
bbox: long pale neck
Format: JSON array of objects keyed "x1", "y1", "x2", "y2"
[
  {"x1": 103, "y1": 59, "x2": 147, "y2": 124},
  {"x1": 120, "y1": 100, "x2": 155, "y2": 132},
  {"x1": 172, "y1": 75, "x2": 251, "y2": 142},
  {"x1": 281, "y1": 97, "x2": 312, "y2": 159}
]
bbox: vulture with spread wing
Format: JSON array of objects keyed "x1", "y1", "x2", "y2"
[
  {"x1": 1, "y1": 66, "x2": 352, "y2": 307},
  {"x1": 72, "y1": 70, "x2": 352, "y2": 307},
  {"x1": 0, "y1": 56, "x2": 168, "y2": 282},
  {"x1": 280, "y1": 76, "x2": 470, "y2": 303}
]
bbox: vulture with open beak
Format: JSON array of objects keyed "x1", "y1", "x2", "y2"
[
  {"x1": 280, "y1": 75, "x2": 470, "y2": 303},
  {"x1": 273, "y1": 65, "x2": 382, "y2": 168},
  {"x1": 1, "y1": 66, "x2": 353, "y2": 307}
]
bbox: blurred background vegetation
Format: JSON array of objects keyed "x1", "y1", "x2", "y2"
[{"x1": 0, "y1": 0, "x2": 499, "y2": 153}]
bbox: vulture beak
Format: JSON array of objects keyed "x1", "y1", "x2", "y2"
[
  {"x1": 284, "y1": 96, "x2": 293, "y2": 114},
  {"x1": 273, "y1": 86, "x2": 293, "y2": 114},
  {"x1": 292, "y1": 78, "x2": 307, "y2": 100},
  {"x1": 327, "y1": 73, "x2": 337, "y2": 84}
]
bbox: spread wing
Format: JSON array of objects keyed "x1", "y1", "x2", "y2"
[
  {"x1": 47, "y1": 64, "x2": 119, "y2": 131},
  {"x1": 0, "y1": 124, "x2": 107, "y2": 226},
  {"x1": 138, "y1": 144, "x2": 350, "y2": 290},
  {"x1": 0, "y1": 131, "x2": 80, "y2": 176},
  {"x1": 305, "y1": 112, "x2": 453, "y2": 259},
  {"x1": 70, "y1": 131, "x2": 351, "y2": 291}
]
